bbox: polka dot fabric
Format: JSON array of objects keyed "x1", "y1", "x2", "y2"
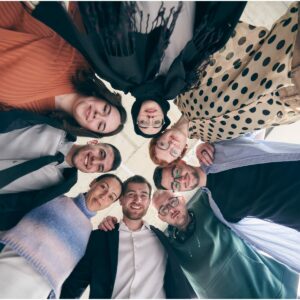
[{"x1": 175, "y1": 2, "x2": 300, "y2": 142}]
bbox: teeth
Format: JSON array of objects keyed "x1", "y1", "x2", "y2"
[
  {"x1": 131, "y1": 205, "x2": 141, "y2": 209},
  {"x1": 85, "y1": 155, "x2": 88, "y2": 167}
]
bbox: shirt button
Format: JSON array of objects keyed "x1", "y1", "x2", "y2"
[{"x1": 277, "y1": 111, "x2": 283, "y2": 118}]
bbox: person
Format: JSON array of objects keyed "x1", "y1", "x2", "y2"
[
  {"x1": 153, "y1": 135, "x2": 300, "y2": 231},
  {"x1": 153, "y1": 1, "x2": 300, "y2": 150},
  {"x1": 0, "y1": 174, "x2": 123, "y2": 298},
  {"x1": 0, "y1": 2, "x2": 127, "y2": 138},
  {"x1": 60, "y1": 175, "x2": 196, "y2": 299},
  {"x1": 152, "y1": 189, "x2": 299, "y2": 299},
  {"x1": 0, "y1": 109, "x2": 122, "y2": 230},
  {"x1": 30, "y1": 1, "x2": 246, "y2": 138}
]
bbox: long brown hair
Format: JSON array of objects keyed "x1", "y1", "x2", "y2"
[{"x1": 48, "y1": 69, "x2": 127, "y2": 138}]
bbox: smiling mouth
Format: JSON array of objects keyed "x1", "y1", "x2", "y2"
[
  {"x1": 84, "y1": 153, "x2": 90, "y2": 169},
  {"x1": 185, "y1": 173, "x2": 190, "y2": 188},
  {"x1": 130, "y1": 204, "x2": 142, "y2": 210},
  {"x1": 171, "y1": 211, "x2": 180, "y2": 219},
  {"x1": 145, "y1": 109, "x2": 157, "y2": 114}
]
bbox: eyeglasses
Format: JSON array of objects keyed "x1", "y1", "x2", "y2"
[
  {"x1": 158, "y1": 197, "x2": 180, "y2": 216},
  {"x1": 137, "y1": 118, "x2": 165, "y2": 129},
  {"x1": 170, "y1": 166, "x2": 182, "y2": 191},
  {"x1": 156, "y1": 140, "x2": 181, "y2": 158}
]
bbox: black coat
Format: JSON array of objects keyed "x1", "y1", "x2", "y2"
[
  {"x1": 32, "y1": 2, "x2": 247, "y2": 101},
  {"x1": 0, "y1": 110, "x2": 78, "y2": 230},
  {"x1": 60, "y1": 225, "x2": 196, "y2": 299}
]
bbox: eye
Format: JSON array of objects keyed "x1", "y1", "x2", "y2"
[
  {"x1": 98, "y1": 121, "x2": 106, "y2": 132},
  {"x1": 103, "y1": 104, "x2": 111, "y2": 116},
  {"x1": 100, "y1": 149, "x2": 106, "y2": 160}
]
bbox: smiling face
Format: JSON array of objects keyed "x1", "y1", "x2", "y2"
[
  {"x1": 161, "y1": 161, "x2": 201, "y2": 191},
  {"x1": 153, "y1": 190, "x2": 188, "y2": 227},
  {"x1": 120, "y1": 182, "x2": 151, "y2": 220},
  {"x1": 85, "y1": 176, "x2": 122, "y2": 212},
  {"x1": 73, "y1": 96, "x2": 121, "y2": 134},
  {"x1": 72, "y1": 142, "x2": 114, "y2": 173},
  {"x1": 154, "y1": 128, "x2": 187, "y2": 164},
  {"x1": 137, "y1": 100, "x2": 164, "y2": 135}
]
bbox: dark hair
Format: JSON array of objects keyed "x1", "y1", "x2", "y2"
[
  {"x1": 94, "y1": 173, "x2": 123, "y2": 200},
  {"x1": 122, "y1": 175, "x2": 152, "y2": 197},
  {"x1": 153, "y1": 166, "x2": 167, "y2": 190},
  {"x1": 48, "y1": 69, "x2": 127, "y2": 138},
  {"x1": 107, "y1": 143, "x2": 122, "y2": 171},
  {"x1": 131, "y1": 98, "x2": 171, "y2": 139}
]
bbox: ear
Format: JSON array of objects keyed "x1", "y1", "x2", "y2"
[{"x1": 87, "y1": 139, "x2": 99, "y2": 145}]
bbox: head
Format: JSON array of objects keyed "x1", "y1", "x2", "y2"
[
  {"x1": 152, "y1": 190, "x2": 188, "y2": 228},
  {"x1": 71, "y1": 140, "x2": 121, "y2": 173},
  {"x1": 153, "y1": 160, "x2": 201, "y2": 192},
  {"x1": 85, "y1": 174, "x2": 123, "y2": 212},
  {"x1": 120, "y1": 175, "x2": 152, "y2": 220},
  {"x1": 131, "y1": 98, "x2": 171, "y2": 138},
  {"x1": 53, "y1": 69, "x2": 127, "y2": 138},
  {"x1": 149, "y1": 127, "x2": 188, "y2": 166}
]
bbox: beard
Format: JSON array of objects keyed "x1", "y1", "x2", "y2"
[{"x1": 122, "y1": 206, "x2": 148, "y2": 221}]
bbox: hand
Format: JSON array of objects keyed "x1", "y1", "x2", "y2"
[
  {"x1": 98, "y1": 216, "x2": 118, "y2": 231},
  {"x1": 196, "y1": 143, "x2": 215, "y2": 166}
]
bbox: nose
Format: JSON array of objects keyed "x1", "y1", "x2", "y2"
[
  {"x1": 177, "y1": 175, "x2": 186, "y2": 183},
  {"x1": 91, "y1": 155, "x2": 102, "y2": 165}
]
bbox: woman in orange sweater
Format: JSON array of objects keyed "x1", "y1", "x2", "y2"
[{"x1": 0, "y1": 2, "x2": 127, "y2": 137}]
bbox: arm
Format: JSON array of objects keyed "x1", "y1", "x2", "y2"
[
  {"x1": 98, "y1": 216, "x2": 118, "y2": 231},
  {"x1": 60, "y1": 234, "x2": 94, "y2": 299}
]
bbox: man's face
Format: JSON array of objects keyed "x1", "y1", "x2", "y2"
[
  {"x1": 161, "y1": 161, "x2": 200, "y2": 191},
  {"x1": 153, "y1": 190, "x2": 188, "y2": 227},
  {"x1": 85, "y1": 176, "x2": 122, "y2": 212},
  {"x1": 120, "y1": 182, "x2": 151, "y2": 220},
  {"x1": 72, "y1": 142, "x2": 114, "y2": 173}
]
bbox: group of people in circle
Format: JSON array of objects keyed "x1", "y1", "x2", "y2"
[{"x1": 1, "y1": 1, "x2": 300, "y2": 299}]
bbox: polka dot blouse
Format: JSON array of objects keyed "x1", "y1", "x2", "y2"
[{"x1": 175, "y1": 2, "x2": 300, "y2": 142}]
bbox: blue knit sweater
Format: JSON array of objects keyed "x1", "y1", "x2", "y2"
[{"x1": 0, "y1": 194, "x2": 95, "y2": 298}]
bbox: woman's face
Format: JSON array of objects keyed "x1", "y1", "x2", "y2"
[
  {"x1": 85, "y1": 177, "x2": 122, "y2": 212},
  {"x1": 137, "y1": 100, "x2": 164, "y2": 135},
  {"x1": 73, "y1": 96, "x2": 121, "y2": 134},
  {"x1": 155, "y1": 128, "x2": 187, "y2": 164}
]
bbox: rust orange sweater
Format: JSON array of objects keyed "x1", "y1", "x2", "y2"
[{"x1": 0, "y1": 2, "x2": 88, "y2": 113}]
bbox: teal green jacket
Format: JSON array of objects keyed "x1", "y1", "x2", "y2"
[{"x1": 168, "y1": 191, "x2": 298, "y2": 298}]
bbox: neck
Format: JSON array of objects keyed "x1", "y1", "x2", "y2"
[
  {"x1": 65, "y1": 144, "x2": 79, "y2": 167},
  {"x1": 123, "y1": 216, "x2": 144, "y2": 231},
  {"x1": 55, "y1": 93, "x2": 79, "y2": 115},
  {"x1": 176, "y1": 213, "x2": 191, "y2": 232},
  {"x1": 173, "y1": 114, "x2": 189, "y2": 137}
]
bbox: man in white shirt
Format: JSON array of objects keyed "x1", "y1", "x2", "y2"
[
  {"x1": 60, "y1": 175, "x2": 195, "y2": 299},
  {"x1": 0, "y1": 109, "x2": 122, "y2": 230}
]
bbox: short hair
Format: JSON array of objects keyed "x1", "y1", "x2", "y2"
[
  {"x1": 107, "y1": 143, "x2": 122, "y2": 171},
  {"x1": 153, "y1": 166, "x2": 166, "y2": 190},
  {"x1": 149, "y1": 135, "x2": 188, "y2": 166},
  {"x1": 94, "y1": 173, "x2": 123, "y2": 200},
  {"x1": 122, "y1": 175, "x2": 152, "y2": 197}
]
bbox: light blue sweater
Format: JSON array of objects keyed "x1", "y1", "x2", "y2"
[{"x1": 0, "y1": 194, "x2": 95, "y2": 298}]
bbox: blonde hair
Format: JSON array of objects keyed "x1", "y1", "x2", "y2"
[{"x1": 149, "y1": 137, "x2": 188, "y2": 166}]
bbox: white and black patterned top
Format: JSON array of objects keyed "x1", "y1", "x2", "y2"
[{"x1": 176, "y1": 2, "x2": 299, "y2": 142}]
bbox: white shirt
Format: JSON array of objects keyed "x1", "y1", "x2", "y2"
[
  {"x1": 112, "y1": 221, "x2": 167, "y2": 299},
  {"x1": 0, "y1": 124, "x2": 73, "y2": 194},
  {"x1": 135, "y1": 2, "x2": 196, "y2": 75}
]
